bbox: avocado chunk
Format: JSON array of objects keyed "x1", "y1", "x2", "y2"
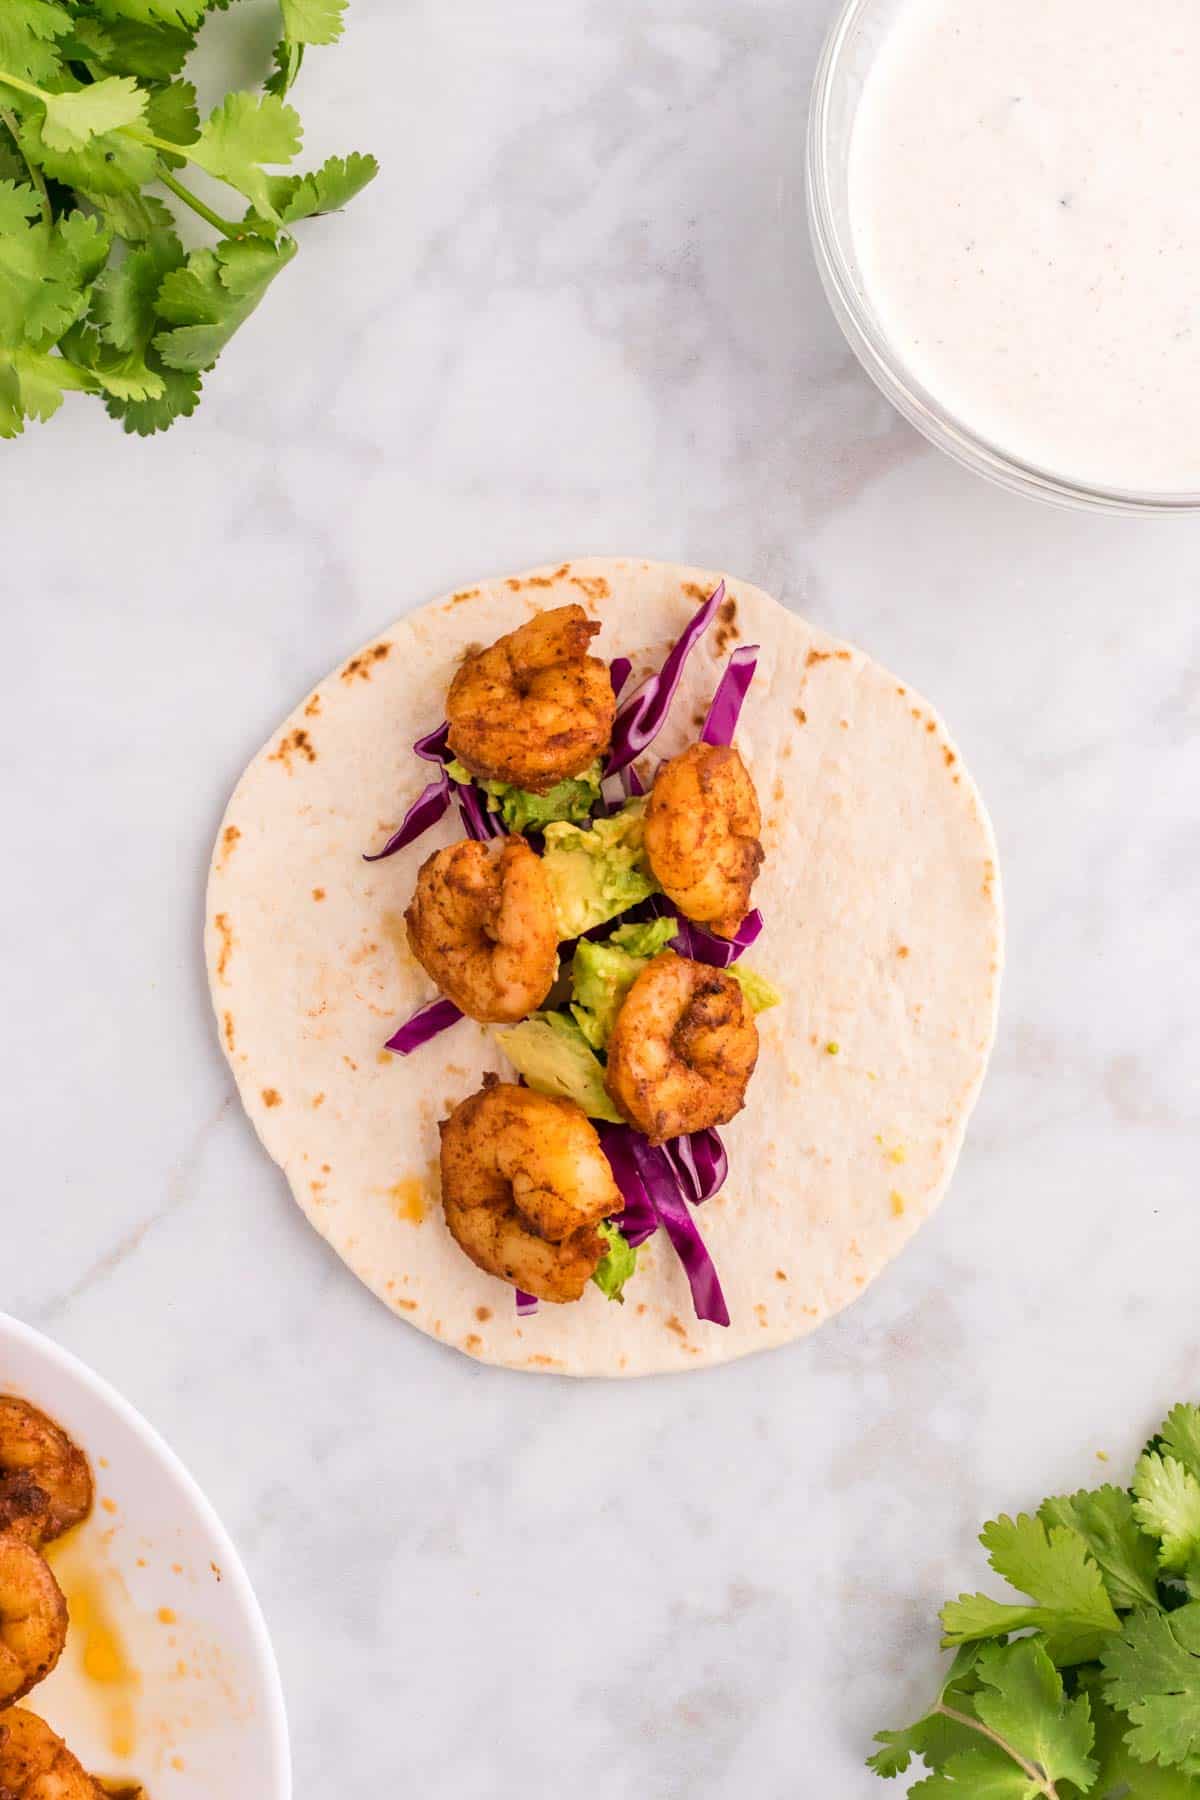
[
  {"x1": 570, "y1": 916, "x2": 678, "y2": 1050},
  {"x1": 592, "y1": 1220, "x2": 637, "y2": 1303},
  {"x1": 541, "y1": 800, "x2": 660, "y2": 939},
  {"x1": 492, "y1": 1013, "x2": 623, "y2": 1123},
  {"x1": 447, "y1": 759, "x2": 603, "y2": 833},
  {"x1": 728, "y1": 964, "x2": 782, "y2": 1013}
]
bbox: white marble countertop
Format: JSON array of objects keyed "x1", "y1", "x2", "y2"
[{"x1": 5, "y1": 1, "x2": 1200, "y2": 1793}]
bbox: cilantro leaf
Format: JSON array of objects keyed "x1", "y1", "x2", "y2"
[
  {"x1": 154, "y1": 233, "x2": 296, "y2": 370},
  {"x1": 92, "y1": 0, "x2": 208, "y2": 27},
  {"x1": 941, "y1": 1514, "x2": 1121, "y2": 1667},
  {"x1": 18, "y1": 107, "x2": 157, "y2": 197},
  {"x1": 273, "y1": 150, "x2": 379, "y2": 222},
  {"x1": 0, "y1": 343, "x2": 89, "y2": 436},
  {"x1": 104, "y1": 354, "x2": 199, "y2": 432},
  {"x1": 0, "y1": 179, "x2": 42, "y2": 235},
  {"x1": 591, "y1": 1221, "x2": 637, "y2": 1304},
  {"x1": 1101, "y1": 1604, "x2": 1200, "y2": 1772},
  {"x1": 190, "y1": 91, "x2": 302, "y2": 218},
  {"x1": 1162, "y1": 1408, "x2": 1200, "y2": 1486},
  {"x1": 910, "y1": 1747, "x2": 1044, "y2": 1798},
  {"x1": 40, "y1": 77, "x2": 147, "y2": 154},
  {"x1": 869, "y1": 1646, "x2": 989, "y2": 1778},
  {"x1": 0, "y1": 2, "x2": 71, "y2": 85},
  {"x1": 281, "y1": 0, "x2": 347, "y2": 46},
  {"x1": 1087, "y1": 1679, "x2": 1200, "y2": 1799},
  {"x1": 143, "y1": 79, "x2": 199, "y2": 165},
  {"x1": 1040, "y1": 1487, "x2": 1163, "y2": 1612},
  {"x1": 971, "y1": 1641, "x2": 1097, "y2": 1790},
  {"x1": 1135, "y1": 1454, "x2": 1200, "y2": 1576},
  {"x1": 0, "y1": 201, "x2": 90, "y2": 347},
  {"x1": 67, "y1": 17, "x2": 196, "y2": 82}
]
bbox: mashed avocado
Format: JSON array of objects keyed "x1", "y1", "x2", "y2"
[
  {"x1": 592, "y1": 1220, "x2": 637, "y2": 1304},
  {"x1": 570, "y1": 917, "x2": 677, "y2": 1050},
  {"x1": 541, "y1": 800, "x2": 659, "y2": 939},
  {"x1": 728, "y1": 965, "x2": 782, "y2": 1014},
  {"x1": 447, "y1": 759, "x2": 603, "y2": 833},
  {"x1": 492, "y1": 1013, "x2": 623, "y2": 1123}
]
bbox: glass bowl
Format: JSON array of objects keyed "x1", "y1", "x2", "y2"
[{"x1": 805, "y1": 0, "x2": 1200, "y2": 515}]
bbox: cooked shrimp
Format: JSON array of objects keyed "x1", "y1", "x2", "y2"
[
  {"x1": 606, "y1": 952, "x2": 758, "y2": 1141},
  {"x1": 0, "y1": 1538, "x2": 68, "y2": 1708},
  {"x1": 0, "y1": 1400, "x2": 92, "y2": 1548},
  {"x1": 406, "y1": 838, "x2": 559, "y2": 1024},
  {"x1": 440, "y1": 1081, "x2": 622, "y2": 1303},
  {"x1": 644, "y1": 743, "x2": 763, "y2": 939},
  {"x1": 0, "y1": 1708, "x2": 100, "y2": 1798},
  {"x1": 446, "y1": 605, "x2": 616, "y2": 793}
]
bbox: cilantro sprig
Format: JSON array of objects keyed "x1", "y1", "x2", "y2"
[
  {"x1": 871, "y1": 1404, "x2": 1200, "y2": 1796},
  {"x1": 0, "y1": 0, "x2": 377, "y2": 436}
]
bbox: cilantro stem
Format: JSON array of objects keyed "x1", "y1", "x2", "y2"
[
  {"x1": 0, "y1": 70, "x2": 44, "y2": 104},
  {"x1": 934, "y1": 1703, "x2": 1060, "y2": 1797},
  {"x1": 155, "y1": 164, "x2": 242, "y2": 237},
  {"x1": 0, "y1": 102, "x2": 50, "y2": 227}
]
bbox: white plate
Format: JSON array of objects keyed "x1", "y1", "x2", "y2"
[{"x1": 0, "y1": 1313, "x2": 290, "y2": 1798}]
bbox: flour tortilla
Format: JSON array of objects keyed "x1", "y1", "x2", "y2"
[{"x1": 206, "y1": 559, "x2": 1003, "y2": 1376}]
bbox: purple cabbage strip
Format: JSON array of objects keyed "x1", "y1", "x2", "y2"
[
  {"x1": 701, "y1": 644, "x2": 759, "y2": 747},
  {"x1": 515, "y1": 1290, "x2": 539, "y2": 1316},
  {"x1": 630, "y1": 1136, "x2": 730, "y2": 1327},
  {"x1": 609, "y1": 656, "x2": 633, "y2": 701},
  {"x1": 456, "y1": 782, "x2": 503, "y2": 841},
  {"x1": 598, "y1": 1123, "x2": 659, "y2": 1249},
  {"x1": 669, "y1": 907, "x2": 763, "y2": 968},
  {"x1": 384, "y1": 995, "x2": 463, "y2": 1056},
  {"x1": 663, "y1": 1129, "x2": 728, "y2": 1206},
  {"x1": 365, "y1": 719, "x2": 503, "y2": 859},
  {"x1": 606, "y1": 580, "x2": 726, "y2": 776}
]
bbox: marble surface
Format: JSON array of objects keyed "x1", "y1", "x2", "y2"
[{"x1": 4, "y1": 0, "x2": 1200, "y2": 1793}]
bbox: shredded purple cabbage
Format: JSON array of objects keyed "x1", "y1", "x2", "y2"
[
  {"x1": 629, "y1": 1136, "x2": 730, "y2": 1326},
  {"x1": 609, "y1": 656, "x2": 633, "y2": 701},
  {"x1": 365, "y1": 721, "x2": 501, "y2": 860},
  {"x1": 598, "y1": 1124, "x2": 659, "y2": 1248},
  {"x1": 605, "y1": 580, "x2": 725, "y2": 776},
  {"x1": 384, "y1": 995, "x2": 463, "y2": 1055},
  {"x1": 662, "y1": 1129, "x2": 728, "y2": 1205},
  {"x1": 668, "y1": 907, "x2": 763, "y2": 968},
  {"x1": 515, "y1": 1290, "x2": 539, "y2": 1316},
  {"x1": 701, "y1": 644, "x2": 759, "y2": 747}
]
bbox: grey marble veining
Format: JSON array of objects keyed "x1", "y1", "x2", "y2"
[{"x1": 4, "y1": 1, "x2": 1199, "y2": 1793}]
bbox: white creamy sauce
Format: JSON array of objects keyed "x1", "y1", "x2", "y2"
[{"x1": 848, "y1": 0, "x2": 1200, "y2": 492}]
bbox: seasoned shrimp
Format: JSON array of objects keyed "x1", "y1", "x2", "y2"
[
  {"x1": 0, "y1": 1400, "x2": 92, "y2": 1548},
  {"x1": 606, "y1": 952, "x2": 758, "y2": 1141},
  {"x1": 644, "y1": 743, "x2": 763, "y2": 939},
  {"x1": 0, "y1": 1708, "x2": 100, "y2": 1798},
  {"x1": 440, "y1": 1081, "x2": 622, "y2": 1303},
  {"x1": 406, "y1": 838, "x2": 559, "y2": 1023},
  {"x1": 0, "y1": 1538, "x2": 68, "y2": 1708},
  {"x1": 446, "y1": 605, "x2": 616, "y2": 793}
]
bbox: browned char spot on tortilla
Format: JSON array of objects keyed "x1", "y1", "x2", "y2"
[
  {"x1": 465, "y1": 1334, "x2": 483, "y2": 1353},
  {"x1": 262, "y1": 1088, "x2": 282, "y2": 1108},
  {"x1": 666, "y1": 1315, "x2": 687, "y2": 1339},
  {"x1": 897, "y1": 945, "x2": 910, "y2": 959},
  {"x1": 475, "y1": 1306, "x2": 492, "y2": 1322},
  {"x1": 682, "y1": 582, "x2": 709, "y2": 601},
  {"x1": 341, "y1": 643, "x2": 392, "y2": 683},
  {"x1": 312, "y1": 887, "x2": 326, "y2": 901},
  {"x1": 944, "y1": 747, "x2": 957, "y2": 767},
  {"x1": 396, "y1": 1298, "x2": 417, "y2": 1312},
  {"x1": 448, "y1": 587, "x2": 480, "y2": 606},
  {"x1": 775, "y1": 1269, "x2": 787, "y2": 1281},
  {"x1": 755, "y1": 1304, "x2": 768, "y2": 1326},
  {"x1": 527, "y1": 1353, "x2": 560, "y2": 1367},
  {"x1": 219, "y1": 824, "x2": 241, "y2": 867},
  {"x1": 270, "y1": 728, "x2": 317, "y2": 772},
  {"x1": 713, "y1": 596, "x2": 739, "y2": 656},
  {"x1": 214, "y1": 912, "x2": 234, "y2": 981},
  {"x1": 312, "y1": 1092, "x2": 325, "y2": 1107},
  {"x1": 807, "y1": 649, "x2": 832, "y2": 666},
  {"x1": 304, "y1": 694, "x2": 321, "y2": 717},
  {"x1": 570, "y1": 574, "x2": 610, "y2": 602},
  {"x1": 223, "y1": 1012, "x2": 235, "y2": 1052},
  {"x1": 794, "y1": 708, "x2": 807, "y2": 725}
]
